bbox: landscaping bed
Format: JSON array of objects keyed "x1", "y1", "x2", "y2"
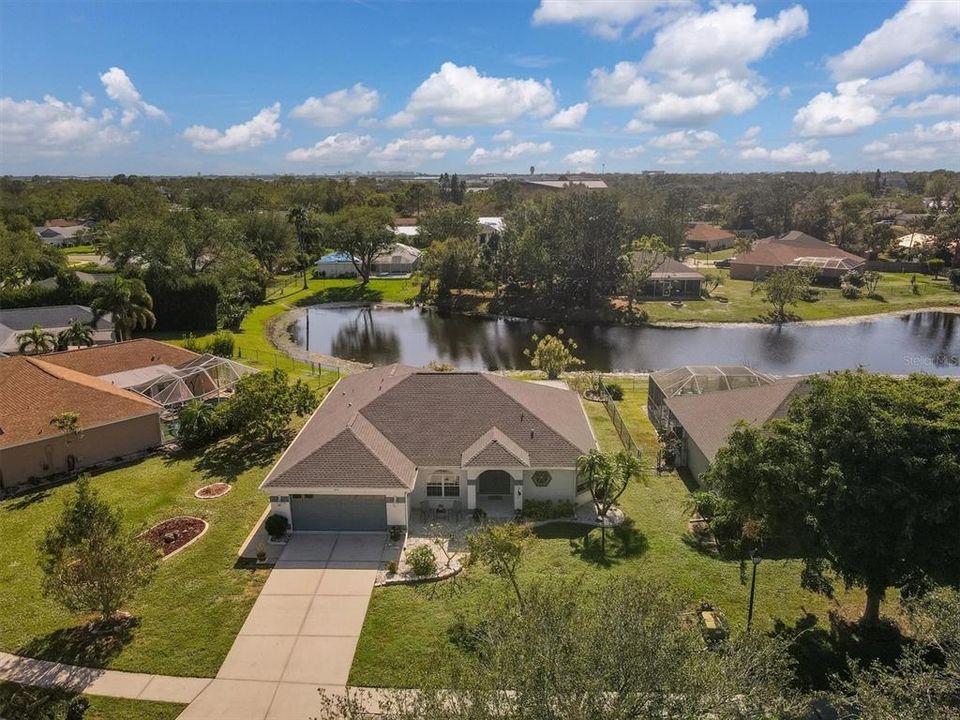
[
  {"x1": 194, "y1": 482, "x2": 231, "y2": 499},
  {"x1": 143, "y1": 517, "x2": 208, "y2": 558}
]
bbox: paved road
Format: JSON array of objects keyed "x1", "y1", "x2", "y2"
[{"x1": 178, "y1": 532, "x2": 385, "y2": 720}]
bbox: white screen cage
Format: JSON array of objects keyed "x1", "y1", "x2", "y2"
[{"x1": 131, "y1": 354, "x2": 256, "y2": 409}]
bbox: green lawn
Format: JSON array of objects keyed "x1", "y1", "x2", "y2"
[
  {"x1": 349, "y1": 380, "x2": 875, "y2": 689},
  {"x1": 0, "y1": 440, "x2": 284, "y2": 677},
  {"x1": 641, "y1": 271, "x2": 958, "y2": 323},
  {"x1": 691, "y1": 247, "x2": 737, "y2": 261},
  {"x1": 0, "y1": 682, "x2": 184, "y2": 720}
]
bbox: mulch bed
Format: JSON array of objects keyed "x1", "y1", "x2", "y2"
[
  {"x1": 195, "y1": 482, "x2": 231, "y2": 499},
  {"x1": 143, "y1": 516, "x2": 207, "y2": 557}
]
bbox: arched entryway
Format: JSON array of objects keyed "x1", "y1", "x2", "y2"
[
  {"x1": 477, "y1": 470, "x2": 512, "y2": 496},
  {"x1": 475, "y1": 470, "x2": 514, "y2": 518}
]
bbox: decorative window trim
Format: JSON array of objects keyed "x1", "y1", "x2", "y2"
[{"x1": 531, "y1": 470, "x2": 552, "y2": 488}]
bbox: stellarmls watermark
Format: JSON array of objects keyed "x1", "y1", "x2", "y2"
[{"x1": 904, "y1": 353, "x2": 960, "y2": 368}]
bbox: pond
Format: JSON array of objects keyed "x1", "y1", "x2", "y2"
[{"x1": 291, "y1": 307, "x2": 960, "y2": 376}]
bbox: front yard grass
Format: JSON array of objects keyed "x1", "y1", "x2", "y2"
[
  {"x1": 349, "y1": 380, "x2": 875, "y2": 689},
  {"x1": 0, "y1": 442, "x2": 282, "y2": 677}
]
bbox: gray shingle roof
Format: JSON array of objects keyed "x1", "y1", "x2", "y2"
[
  {"x1": 0, "y1": 306, "x2": 114, "y2": 354},
  {"x1": 261, "y1": 365, "x2": 596, "y2": 491},
  {"x1": 666, "y1": 377, "x2": 807, "y2": 463}
]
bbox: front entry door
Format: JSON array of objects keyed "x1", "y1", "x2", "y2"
[{"x1": 477, "y1": 470, "x2": 512, "y2": 495}]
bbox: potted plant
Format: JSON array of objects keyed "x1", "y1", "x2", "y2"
[
  {"x1": 256, "y1": 544, "x2": 268, "y2": 565},
  {"x1": 264, "y1": 513, "x2": 290, "y2": 544},
  {"x1": 471, "y1": 507, "x2": 487, "y2": 523}
]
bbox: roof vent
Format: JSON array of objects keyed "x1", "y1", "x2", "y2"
[
  {"x1": 520, "y1": 412, "x2": 525, "y2": 422},
  {"x1": 530, "y1": 428, "x2": 534, "y2": 439}
]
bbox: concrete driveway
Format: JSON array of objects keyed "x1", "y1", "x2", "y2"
[{"x1": 178, "y1": 532, "x2": 385, "y2": 720}]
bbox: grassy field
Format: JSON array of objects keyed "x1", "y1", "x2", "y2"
[
  {"x1": 349, "y1": 381, "x2": 877, "y2": 689},
  {"x1": 691, "y1": 247, "x2": 737, "y2": 262},
  {"x1": 0, "y1": 682, "x2": 184, "y2": 720},
  {"x1": 0, "y1": 440, "x2": 285, "y2": 677},
  {"x1": 641, "y1": 271, "x2": 958, "y2": 323}
]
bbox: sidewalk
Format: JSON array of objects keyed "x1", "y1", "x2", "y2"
[{"x1": 0, "y1": 651, "x2": 211, "y2": 704}]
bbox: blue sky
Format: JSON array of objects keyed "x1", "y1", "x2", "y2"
[{"x1": 2, "y1": 0, "x2": 958, "y2": 175}]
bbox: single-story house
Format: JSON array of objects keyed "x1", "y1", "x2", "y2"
[
  {"x1": 477, "y1": 217, "x2": 504, "y2": 243},
  {"x1": 259, "y1": 364, "x2": 598, "y2": 531},
  {"x1": 33, "y1": 219, "x2": 92, "y2": 247},
  {"x1": 897, "y1": 232, "x2": 937, "y2": 252},
  {"x1": 647, "y1": 365, "x2": 776, "y2": 433},
  {"x1": 0, "y1": 355, "x2": 164, "y2": 489},
  {"x1": 313, "y1": 243, "x2": 422, "y2": 278},
  {"x1": 685, "y1": 223, "x2": 736, "y2": 251},
  {"x1": 40, "y1": 338, "x2": 255, "y2": 409},
  {"x1": 729, "y1": 231, "x2": 865, "y2": 281},
  {"x1": 0, "y1": 305, "x2": 115, "y2": 354},
  {"x1": 628, "y1": 252, "x2": 704, "y2": 299},
  {"x1": 661, "y1": 376, "x2": 807, "y2": 481},
  {"x1": 34, "y1": 271, "x2": 115, "y2": 290}
]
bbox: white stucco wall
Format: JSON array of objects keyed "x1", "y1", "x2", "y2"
[{"x1": 522, "y1": 468, "x2": 577, "y2": 502}]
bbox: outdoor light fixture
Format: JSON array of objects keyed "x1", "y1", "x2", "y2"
[{"x1": 746, "y1": 548, "x2": 762, "y2": 631}]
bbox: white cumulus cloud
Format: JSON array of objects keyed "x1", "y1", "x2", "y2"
[
  {"x1": 737, "y1": 125, "x2": 762, "y2": 147},
  {"x1": 289, "y1": 83, "x2": 380, "y2": 126},
  {"x1": 182, "y1": 103, "x2": 281, "y2": 153},
  {"x1": 608, "y1": 144, "x2": 646, "y2": 160},
  {"x1": 493, "y1": 129, "x2": 516, "y2": 143},
  {"x1": 545, "y1": 102, "x2": 589, "y2": 130},
  {"x1": 468, "y1": 141, "x2": 554, "y2": 165},
  {"x1": 740, "y1": 140, "x2": 831, "y2": 166},
  {"x1": 863, "y1": 120, "x2": 960, "y2": 163},
  {"x1": 792, "y1": 80, "x2": 886, "y2": 137},
  {"x1": 563, "y1": 148, "x2": 599, "y2": 171},
  {"x1": 625, "y1": 118, "x2": 655, "y2": 134},
  {"x1": 532, "y1": 0, "x2": 691, "y2": 39},
  {"x1": 0, "y1": 95, "x2": 134, "y2": 159},
  {"x1": 99, "y1": 66, "x2": 167, "y2": 126},
  {"x1": 404, "y1": 62, "x2": 556, "y2": 126},
  {"x1": 589, "y1": 4, "x2": 808, "y2": 124},
  {"x1": 285, "y1": 133, "x2": 374, "y2": 163},
  {"x1": 368, "y1": 130, "x2": 474, "y2": 166},
  {"x1": 889, "y1": 94, "x2": 960, "y2": 118},
  {"x1": 828, "y1": 0, "x2": 960, "y2": 81}
]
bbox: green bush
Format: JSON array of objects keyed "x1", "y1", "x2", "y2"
[
  {"x1": 406, "y1": 544, "x2": 437, "y2": 577},
  {"x1": 604, "y1": 382, "x2": 624, "y2": 401},
  {"x1": 207, "y1": 330, "x2": 235, "y2": 358},
  {"x1": 521, "y1": 499, "x2": 577, "y2": 520},
  {"x1": 949, "y1": 268, "x2": 960, "y2": 292},
  {"x1": 264, "y1": 513, "x2": 289, "y2": 539},
  {"x1": 840, "y1": 283, "x2": 862, "y2": 299},
  {"x1": 181, "y1": 333, "x2": 204, "y2": 353}
]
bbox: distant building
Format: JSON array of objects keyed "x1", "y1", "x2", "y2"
[
  {"x1": 0, "y1": 305, "x2": 114, "y2": 355},
  {"x1": 685, "y1": 223, "x2": 736, "y2": 251},
  {"x1": 628, "y1": 252, "x2": 704, "y2": 299},
  {"x1": 729, "y1": 231, "x2": 865, "y2": 282},
  {"x1": 897, "y1": 232, "x2": 936, "y2": 252},
  {"x1": 313, "y1": 243, "x2": 422, "y2": 278},
  {"x1": 522, "y1": 178, "x2": 607, "y2": 190},
  {"x1": 33, "y1": 219, "x2": 92, "y2": 247},
  {"x1": 477, "y1": 217, "x2": 504, "y2": 242}
]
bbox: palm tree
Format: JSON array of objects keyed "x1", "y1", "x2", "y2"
[
  {"x1": 17, "y1": 325, "x2": 57, "y2": 355},
  {"x1": 287, "y1": 205, "x2": 309, "y2": 290},
  {"x1": 57, "y1": 318, "x2": 96, "y2": 350},
  {"x1": 92, "y1": 276, "x2": 156, "y2": 341}
]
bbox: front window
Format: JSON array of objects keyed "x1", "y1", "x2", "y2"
[{"x1": 427, "y1": 470, "x2": 460, "y2": 497}]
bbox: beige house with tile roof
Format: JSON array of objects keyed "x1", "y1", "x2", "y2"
[{"x1": 260, "y1": 364, "x2": 597, "y2": 531}]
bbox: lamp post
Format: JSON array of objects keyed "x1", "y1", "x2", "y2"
[{"x1": 746, "y1": 548, "x2": 761, "y2": 631}]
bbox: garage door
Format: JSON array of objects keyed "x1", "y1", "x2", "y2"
[{"x1": 290, "y1": 495, "x2": 387, "y2": 531}]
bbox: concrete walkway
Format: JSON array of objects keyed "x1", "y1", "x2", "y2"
[
  {"x1": 0, "y1": 651, "x2": 210, "y2": 704},
  {"x1": 178, "y1": 532, "x2": 385, "y2": 720}
]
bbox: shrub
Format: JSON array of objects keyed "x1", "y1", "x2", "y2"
[
  {"x1": 389, "y1": 526, "x2": 405, "y2": 542},
  {"x1": 841, "y1": 270, "x2": 866, "y2": 288},
  {"x1": 264, "y1": 513, "x2": 289, "y2": 539},
  {"x1": 522, "y1": 499, "x2": 576, "y2": 520},
  {"x1": 406, "y1": 544, "x2": 438, "y2": 577},
  {"x1": 949, "y1": 268, "x2": 960, "y2": 292},
  {"x1": 207, "y1": 330, "x2": 235, "y2": 358},
  {"x1": 604, "y1": 382, "x2": 624, "y2": 401},
  {"x1": 181, "y1": 333, "x2": 204, "y2": 353},
  {"x1": 386, "y1": 560, "x2": 398, "y2": 576},
  {"x1": 800, "y1": 287, "x2": 821, "y2": 302},
  {"x1": 840, "y1": 283, "x2": 862, "y2": 299},
  {"x1": 928, "y1": 258, "x2": 945, "y2": 279}
]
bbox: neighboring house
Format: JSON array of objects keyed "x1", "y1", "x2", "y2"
[
  {"x1": 660, "y1": 376, "x2": 807, "y2": 481},
  {"x1": 0, "y1": 355, "x2": 163, "y2": 489},
  {"x1": 259, "y1": 365, "x2": 597, "y2": 531},
  {"x1": 897, "y1": 232, "x2": 937, "y2": 252},
  {"x1": 0, "y1": 305, "x2": 115, "y2": 354},
  {"x1": 34, "y1": 271, "x2": 115, "y2": 290},
  {"x1": 314, "y1": 243, "x2": 422, "y2": 278},
  {"x1": 685, "y1": 223, "x2": 736, "y2": 251},
  {"x1": 628, "y1": 252, "x2": 704, "y2": 299},
  {"x1": 40, "y1": 338, "x2": 254, "y2": 409},
  {"x1": 394, "y1": 225, "x2": 420, "y2": 242},
  {"x1": 729, "y1": 231, "x2": 865, "y2": 281},
  {"x1": 33, "y1": 219, "x2": 92, "y2": 247},
  {"x1": 477, "y1": 217, "x2": 504, "y2": 243},
  {"x1": 522, "y1": 178, "x2": 608, "y2": 190}
]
